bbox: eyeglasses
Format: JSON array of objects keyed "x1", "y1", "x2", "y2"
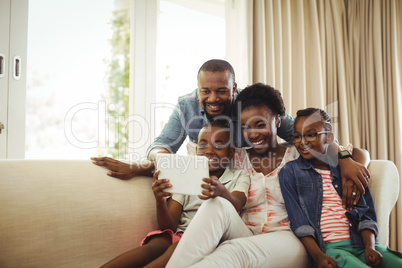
[{"x1": 292, "y1": 131, "x2": 330, "y2": 143}]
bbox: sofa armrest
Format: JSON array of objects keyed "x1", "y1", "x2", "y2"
[{"x1": 368, "y1": 160, "x2": 400, "y2": 247}]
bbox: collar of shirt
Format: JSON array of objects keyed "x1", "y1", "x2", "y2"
[{"x1": 295, "y1": 154, "x2": 341, "y2": 182}]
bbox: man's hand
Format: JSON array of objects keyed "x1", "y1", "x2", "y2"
[{"x1": 91, "y1": 157, "x2": 153, "y2": 180}]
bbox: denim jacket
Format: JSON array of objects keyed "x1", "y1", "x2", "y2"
[
  {"x1": 146, "y1": 88, "x2": 295, "y2": 157},
  {"x1": 279, "y1": 155, "x2": 378, "y2": 263}
]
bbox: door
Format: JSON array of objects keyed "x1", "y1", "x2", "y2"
[
  {"x1": 0, "y1": 0, "x2": 11, "y2": 158},
  {"x1": 0, "y1": 0, "x2": 28, "y2": 159}
]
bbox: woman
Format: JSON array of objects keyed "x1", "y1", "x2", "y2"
[{"x1": 166, "y1": 83, "x2": 370, "y2": 267}]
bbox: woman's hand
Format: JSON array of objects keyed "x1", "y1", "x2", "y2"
[
  {"x1": 327, "y1": 143, "x2": 370, "y2": 195},
  {"x1": 342, "y1": 180, "x2": 361, "y2": 210},
  {"x1": 152, "y1": 170, "x2": 172, "y2": 204},
  {"x1": 338, "y1": 157, "x2": 370, "y2": 194},
  {"x1": 198, "y1": 176, "x2": 227, "y2": 200}
]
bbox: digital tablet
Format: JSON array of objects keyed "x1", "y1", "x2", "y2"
[{"x1": 156, "y1": 154, "x2": 209, "y2": 196}]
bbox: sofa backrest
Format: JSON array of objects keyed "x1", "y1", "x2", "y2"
[{"x1": 0, "y1": 160, "x2": 158, "y2": 268}]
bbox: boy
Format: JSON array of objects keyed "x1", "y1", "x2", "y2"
[
  {"x1": 101, "y1": 120, "x2": 250, "y2": 268},
  {"x1": 279, "y1": 108, "x2": 402, "y2": 268}
]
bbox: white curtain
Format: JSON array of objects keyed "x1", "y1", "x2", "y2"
[{"x1": 226, "y1": 0, "x2": 402, "y2": 250}]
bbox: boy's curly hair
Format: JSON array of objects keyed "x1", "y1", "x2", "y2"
[
  {"x1": 234, "y1": 83, "x2": 286, "y2": 116},
  {"x1": 202, "y1": 119, "x2": 231, "y2": 132}
]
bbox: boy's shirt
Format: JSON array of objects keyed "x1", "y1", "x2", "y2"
[
  {"x1": 172, "y1": 168, "x2": 250, "y2": 233},
  {"x1": 279, "y1": 154, "x2": 378, "y2": 254}
]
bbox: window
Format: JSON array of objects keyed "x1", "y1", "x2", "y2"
[
  {"x1": 26, "y1": 0, "x2": 116, "y2": 159},
  {"x1": 155, "y1": 0, "x2": 226, "y2": 155},
  {"x1": 5, "y1": 0, "x2": 226, "y2": 159}
]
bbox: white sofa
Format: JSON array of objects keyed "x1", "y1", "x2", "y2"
[{"x1": 0, "y1": 159, "x2": 399, "y2": 268}]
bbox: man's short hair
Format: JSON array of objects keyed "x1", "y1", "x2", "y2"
[{"x1": 197, "y1": 59, "x2": 235, "y2": 83}]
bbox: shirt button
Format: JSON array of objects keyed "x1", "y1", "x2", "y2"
[
  {"x1": 335, "y1": 184, "x2": 338, "y2": 188},
  {"x1": 349, "y1": 223, "x2": 352, "y2": 226}
]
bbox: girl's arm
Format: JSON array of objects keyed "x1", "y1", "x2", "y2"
[
  {"x1": 300, "y1": 237, "x2": 337, "y2": 268},
  {"x1": 279, "y1": 164, "x2": 318, "y2": 235},
  {"x1": 361, "y1": 229, "x2": 383, "y2": 267},
  {"x1": 152, "y1": 171, "x2": 183, "y2": 231},
  {"x1": 198, "y1": 176, "x2": 246, "y2": 212}
]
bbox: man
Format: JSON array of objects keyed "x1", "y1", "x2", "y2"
[
  {"x1": 91, "y1": 59, "x2": 369, "y2": 197},
  {"x1": 92, "y1": 59, "x2": 293, "y2": 179},
  {"x1": 146, "y1": 59, "x2": 295, "y2": 159}
]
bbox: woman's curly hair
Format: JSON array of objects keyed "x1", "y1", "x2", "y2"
[{"x1": 234, "y1": 83, "x2": 286, "y2": 116}]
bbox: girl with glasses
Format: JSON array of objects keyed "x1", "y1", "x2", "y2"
[{"x1": 279, "y1": 108, "x2": 402, "y2": 268}]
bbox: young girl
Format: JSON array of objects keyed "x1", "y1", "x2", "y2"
[
  {"x1": 279, "y1": 107, "x2": 402, "y2": 268},
  {"x1": 101, "y1": 120, "x2": 250, "y2": 268}
]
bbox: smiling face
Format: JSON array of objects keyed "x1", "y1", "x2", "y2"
[
  {"x1": 241, "y1": 106, "x2": 280, "y2": 155},
  {"x1": 196, "y1": 125, "x2": 233, "y2": 177},
  {"x1": 198, "y1": 70, "x2": 237, "y2": 119},
  {"x1": 294, "y1": 116, "x2": 333, "y2": 165}
]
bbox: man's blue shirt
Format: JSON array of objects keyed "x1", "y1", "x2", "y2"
[
  {"x1": 146, "y1": 88, "x2": 295, "y2": 157},
  {"x1": 279, "y1": 155, "x2": 378, "y2": 256}
]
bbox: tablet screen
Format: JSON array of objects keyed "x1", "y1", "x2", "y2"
[{"x1": 156, "y1": 154, "x2": 209, "y2": 196}]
